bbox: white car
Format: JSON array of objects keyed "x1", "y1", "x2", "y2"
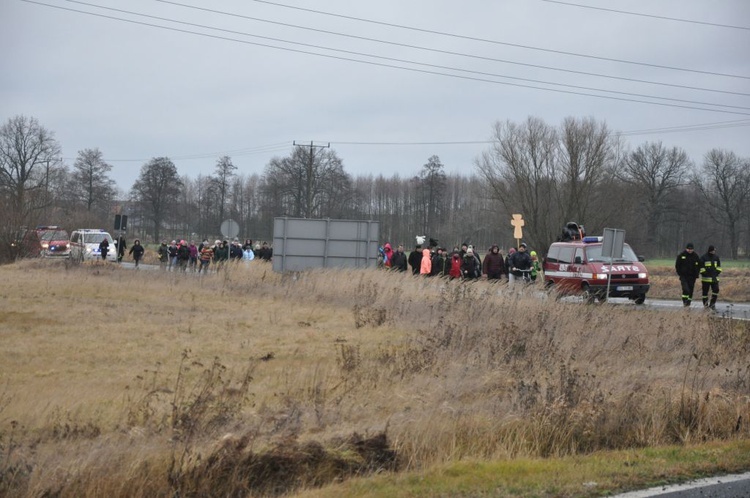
[{"x1": 69, "y1": 229, "x2": 117, "y2": 262}]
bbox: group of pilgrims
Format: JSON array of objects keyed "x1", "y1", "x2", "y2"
[{"x1": 379, "y1": 236, "x2": 541, "y2": 283}]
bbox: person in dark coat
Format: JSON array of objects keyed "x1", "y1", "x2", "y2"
[
  {"x1": 408, "y1": 245, "x2": 422, "y2": 275},
  {"x1": 116, "y1": 235, "x2": 126, "y2": 262},
  {"x1": 675, "y1": 242, "x2": 700, "y2": 307},
  {"x1": 98, "y1": 238, "x2": 109, "y2": 261},
  {"x1": 461, "y1": 248, "x2": 481, "y2": 279},
  {"x1": 128, "y1": 239, "x2": 145, "y2": 268},
  {"x1": 391, "y1": 244, "x2": 408, "y2": 272},
  {"x1": 257, "y1": 242, "x2": 273, "y2": 261},
  {"x1": 482, "y1": 245, "x2": 505, "y2": 281},
  {"x1": 508, "y1": 243, "x2": 532, "y2": 283},
  {"x1": 699, "y1": 245, "x2": 722, "y2": 310}
]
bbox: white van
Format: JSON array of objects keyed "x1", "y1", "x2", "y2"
[{"x1": 69, "y1": 229, "x2": 117, "y2": 262}]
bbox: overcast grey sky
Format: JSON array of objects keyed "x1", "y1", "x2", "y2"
[{"x1": 2, "y1": 0, "x2": 749, "y2": 192}]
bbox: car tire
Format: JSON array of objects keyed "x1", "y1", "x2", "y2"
[{"x1": 633, "y1": 294, "x2": 646, "y2": 305}]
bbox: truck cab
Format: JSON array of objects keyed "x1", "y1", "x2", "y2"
[{"x1": 543, "y1": 236, "x2": 649, "y2": 304}]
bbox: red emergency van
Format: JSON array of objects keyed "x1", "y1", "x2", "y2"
[{"x1": 543, "y1": 236, "x2": 650, "y2": 304}]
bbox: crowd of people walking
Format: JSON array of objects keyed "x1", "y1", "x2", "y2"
[
  {"x1": 113, "y1": 237, "x2": 273, "y2": 272},
  {"x1": 379, "y1": 240, "x2": 540, "y2": 283}
]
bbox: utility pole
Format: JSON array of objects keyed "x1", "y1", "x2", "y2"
[{"x1": 293, "y1": 141, "x2": 330, "y2": 218}]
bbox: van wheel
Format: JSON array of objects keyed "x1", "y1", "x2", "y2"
[
  {"x1": 581, "y1": 284, "x2": 596, "y2": 304},
  {"x1": 633, "y1": 294, "x2": 646, "y2": 305},
  {"x1": 545, "y1": 280, "x2": 562, "y2": 301}
]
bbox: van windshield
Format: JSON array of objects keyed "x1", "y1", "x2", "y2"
[
  {"x1": 40, "y1": 230, "x2": 68, "y2": 241},
  {"x1": 586, "y1": 244, "x2": 639, "y2": 263},
  {"x1": 86, "y1": 233, "x2": 110, "y2": 244}
]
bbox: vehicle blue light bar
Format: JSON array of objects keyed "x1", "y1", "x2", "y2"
[{"x1": 583, "y1": 236, "x2": 603, "y2": 243}]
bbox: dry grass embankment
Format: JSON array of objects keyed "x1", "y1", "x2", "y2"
[
  {"x1": 646, "y1": 263, "x2": 750, "y2": 302},
  {"x1": 0, "y1": 259, "x2": 749, "y2": 497}
]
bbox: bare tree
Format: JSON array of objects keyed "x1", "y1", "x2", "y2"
[
  {"x1": 70, "y1": 148, "x2": 116, "y2": 212},
  {"x1": 212, "y1": 155, "x2": 237, "y2": 222},
  {"x1": 476, "y1": 117, "x2": 559, "y2": 249},
  {"x1": 694, "y1": 149, "x2": 750, "y2": 259},
  {"x1": 618, "y1": 142, "x2": 692, "y2": 255},
  {"x1": 557, "y1": 117, "x2": 615, "y2": 228},
  {"x1": 130, "y1": 157, "x2": 183, "y2": 243},
  {"x1": 414, "y1": 155, "x2": 447, "y2": 237},
  {"x1": 261, "y1": 146, "x2": 352, "y2": 218},
  {"x1": 0, "y1": 115, "x2": 62, "y2": 219},
  {"x1": 0, "y1": 115, "x2": 62, "y2": 261}
]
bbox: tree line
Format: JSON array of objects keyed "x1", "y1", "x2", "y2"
[{"x1": 1, "y1": 114, "x2": 748, "y2": 264}]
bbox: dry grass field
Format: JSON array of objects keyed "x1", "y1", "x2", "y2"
[{"x1": 1, "y1": 259, "x2": 749, "y2": 497}]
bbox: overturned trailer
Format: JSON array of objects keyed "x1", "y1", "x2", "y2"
[{"x1": 272, "y1": 217, "x2": 380, "y2": 272}]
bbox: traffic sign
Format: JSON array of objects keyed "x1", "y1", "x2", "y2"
[{"x1": 220, "y1": 219, "x2": 239, "y2": 239}]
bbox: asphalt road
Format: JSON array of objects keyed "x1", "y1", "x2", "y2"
[
  {"x1": 612, "y1": 472, "x2": 750, "y2": 497},
  {"x1": 642, "y1": 298, "x2": 750, "y2": 320}
]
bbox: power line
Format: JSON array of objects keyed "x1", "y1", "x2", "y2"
[
  {"x1": 62, "y1": 121, "x2": 750, "y2": 164},
  {"x1": 541, "y1": 0, "x2": 750, "y2": 31},
  {"x1": 154, "y1": 0, "x2": 749, "y2": 97},
  {"x1": 75, "y1": 142, "x2": 293, "y2": 163},
  {"x1": 22, "y1": 1, "x2": 750, "y2": 116},
  {"x1": 249, "y1": 0, "x2": 750, "y2": 80},
  {"x1": 62, "y1": 1, "x2": 750, "y2": 110},
  {"x1": 335, "y1": 141, "x2": 492, "y2": 146},
  {"x1": 617, "y1": 119, "x2": 750, "y2": 136}
]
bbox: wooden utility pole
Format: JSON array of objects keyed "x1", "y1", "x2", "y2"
[{"x1": 293, "y1": 141, "x2": 330, "y2": 218}]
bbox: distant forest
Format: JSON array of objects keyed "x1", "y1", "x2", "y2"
[{"x1": 2, "y1": 115, "x2": 749, "y2": 262}]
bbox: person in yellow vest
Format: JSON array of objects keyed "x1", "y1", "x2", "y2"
[{"x1": 699, "y1": 245, "x2": 721, "y2": 310}]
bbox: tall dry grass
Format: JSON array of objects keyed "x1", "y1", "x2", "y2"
[
  {"x1": 0, "y1": 259, "x2": 749, "y2": 497},
  {"x1": 647, "y1": 265, "x2": 750, "y2": 302}
]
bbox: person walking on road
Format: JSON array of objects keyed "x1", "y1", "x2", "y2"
[
  {"x1": 128, "y1": 239, "x2": 145, "y2": 268},
  {"x1": 98, "y1": 238, "x2": 109, "y2": 261},
  {"x1": 699, "y1": 245, "x2": 722, "y2": 310},
  {"x1": 116, "y1": 235, "x2": 126, "y2": 263},
  {"x1": 675, "y1": 242, "x2": 701, "y2": 307},
  {"x1": 508, "y1": 243, "x2": 532, "y2": 284}
]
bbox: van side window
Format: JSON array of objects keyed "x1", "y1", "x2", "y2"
[
  {"x1": 558, "y1": 247, "x2": 575, "y2": 264},
  {"x1": 546, "y1": 245, "x2": 560, "y2": 263}
]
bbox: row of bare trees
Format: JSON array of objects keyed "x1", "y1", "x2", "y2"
[
  {"x1": 477, "y1": 116, "x2": 750, "y2": 258},
  {"x1": 1, "y1": 114, "x2": 748, "y2": 263}
]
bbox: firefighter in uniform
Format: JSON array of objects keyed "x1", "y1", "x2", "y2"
[
  {"x1": 699, "y1": 245, "x2": 722, "y2": 310},
  {"x1": 675, "y1": 242, "x2": 700, "y2": 307}
]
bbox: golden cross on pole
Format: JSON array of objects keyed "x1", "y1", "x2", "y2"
[{"x1": 511, "y1": 214, "x2": 524, "y2": 248}]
